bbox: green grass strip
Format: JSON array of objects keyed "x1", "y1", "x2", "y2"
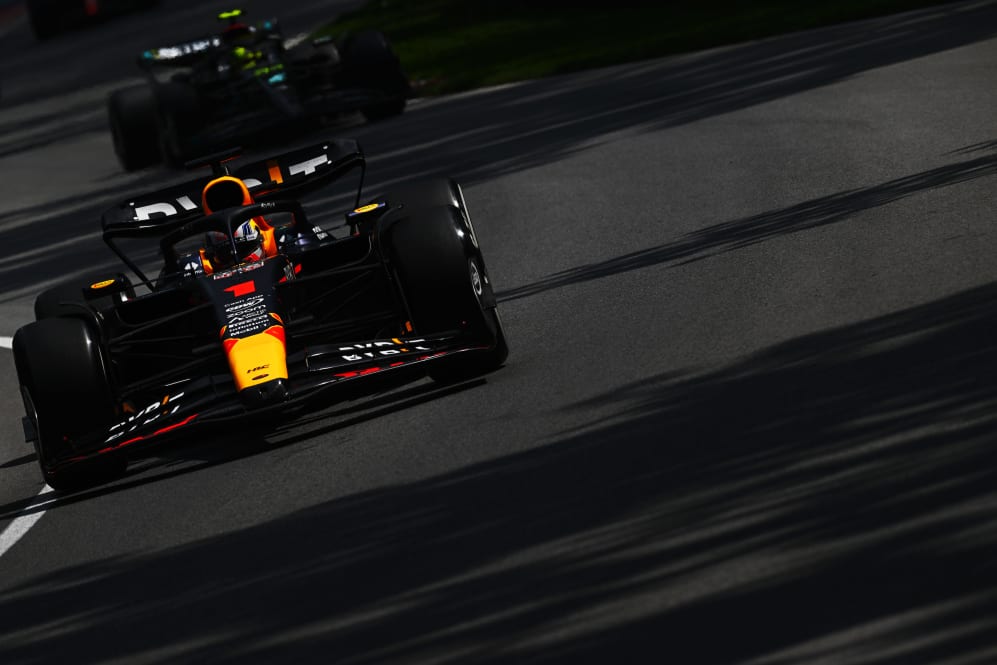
[{"x1": 317, "y1": 0, "x2": 961, "y2": 95}]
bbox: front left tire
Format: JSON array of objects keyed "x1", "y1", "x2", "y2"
[
  {"x1": 13, "y1": 318, "x2": 125, "y2": 491},
  {"x1": 109, "y1": 86, "x2": 161, "y2": 171}
]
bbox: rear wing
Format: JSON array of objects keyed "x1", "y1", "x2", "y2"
[
  {"x1": 102, "y1": 139, "x2": 365, "y2": 236},
  {"x1": 137, "y1": 15, "x2": 282, "y2": 70},
  {"x1": 101, "y1": 139, "x2": 366, "y2": 286},
  {"x1": 138, "y1": 36, "x2": 222, "y2": 68}
]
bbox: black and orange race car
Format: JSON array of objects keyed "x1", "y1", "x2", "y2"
[
  {"x1": 27, "y1": 0, "x2": 158, "y2": 40},
  {"x1": 12, "y1": 139, "x2": 508, "y2": 491},
  {"x1": 108, "y1": 9, "x2": 410, "y2": 171}
]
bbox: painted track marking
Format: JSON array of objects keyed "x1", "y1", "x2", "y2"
[
  {"x1": 0, "y1": 486, "x2": 56, "y2": 558},
  {"x1": 0, "y1": 337, "x2": 55, "y2": 558}
]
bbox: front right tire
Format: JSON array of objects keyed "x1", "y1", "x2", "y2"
[{"x1": 385, "y1": 191, "x2": 508, "y2": 382}]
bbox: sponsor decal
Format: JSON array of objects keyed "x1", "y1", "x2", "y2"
[
  {"x1": 223, "y1": 294, "x2": 270, "y2": 338},
  {"x1": 224, "y1": 280, "x2": 256, "y2": 298},
  {"x1": 182, "y1": 257, "x2": 205, "y2": 276},
  {"x1": 338, "y1": 339, "x2": 431, "y2": 362},
  {"x1": 131, "y1": 195, "x2": 199, "y2": 221},
  {"x1": 90, "y1": 279, "x2": 115, "y2": 290},
  {"x1": 470, "y1": 260, "x2": 483, "y2": 297},
  {"x1": 105, "y1": 393, "x2": 184, "y2": 443},
  {"x1": 99, "y1": 414, "x2": 198, "y2": 454},
  {"x1": 288, "y1": 154, "x2": 330, "y2": 176},
  {"x1": 224, "y1": 295, "x2": 266, "y2": 312},
  {"x1": 225, "y1": 325, "x2": 288, "y2": 390},
  {"x1": 211, "y1": 261, "x2": 264, "y2": 280},
  {"x1": 144, "y1": 37, "x2": 222, "y2": 61},
  {"x1": 347, "y1": 202, "x2": 385, "y2": 220},
  {"x1": 331, "y1": 352, "x2": 449, "y2": 379}
]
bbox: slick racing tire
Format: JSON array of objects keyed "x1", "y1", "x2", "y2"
[
  {"x1": 13, "y1": 318, "x2": 125, "y2": 492},
  {"x1": 375, "y1": 177, "x2": 463, "y2": 213},
  {"x1": 156, "y1": 82, "x2": 202, "y2": 169},
  {"x1": 387, "y1": 193, "x2": 508, "y2": 382},
  {"x1": 109, "y1": 86, "x2": 161, "y2": 171},
  {"x1": 343, "y1": 30, "x2": 410, "y2": 122}
]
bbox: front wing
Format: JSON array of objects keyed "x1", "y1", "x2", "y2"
[{"x1": 58, "y1": 333, "x2": 490, "y2": 469}]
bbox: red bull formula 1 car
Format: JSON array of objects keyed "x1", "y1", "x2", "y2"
[{"x1": 12, "y1": 139, "x2": 508, "y2": 491}]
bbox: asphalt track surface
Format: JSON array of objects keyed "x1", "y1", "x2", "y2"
[{"x1": 3, "y1": 1, "x2": 997, "y2": 662}]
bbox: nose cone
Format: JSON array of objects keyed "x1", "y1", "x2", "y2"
[{"x1": 240, "y1": 378, "x2": 289, "y2": 408}]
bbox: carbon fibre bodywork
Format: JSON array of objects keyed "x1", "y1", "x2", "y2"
[
  {"x1": 14, "y1": 139, "x2": 505, "y2": 487},
  {"x1": 109, "y1": 12, "x2": 410, "y2": 169}
]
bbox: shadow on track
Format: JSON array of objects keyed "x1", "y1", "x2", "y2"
[
  {"x1": 357, "y1": 0, "x2": 997, "y2": 185},
  {"x1": 1, "y1": 1, "x2": 996, "y2": 303},
  {"x1": 3, "y1": 281, "x2": 997, "y2": 663},
  {"x1": 0, "y1": 377, "x2": 485, "y2": 520},
  {"x1": 498, "y1": 147, "x2": 997, "y2": 301},
  {"x1": 0, "y1": 98, "x2": 109, "y2": 159}
]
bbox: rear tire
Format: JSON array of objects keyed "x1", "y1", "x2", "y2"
[
  {"x1": 13, "y1": 318, "x2": 125, "y2": 492},
  {"x1": 156, "y1": 82, "x2": 202, "y2": 168},
  {"x1": 342, "y1": 30, "x2": 409, "y2": 122},
  {"x1": 109, "y1": 86, "x2": 161, "y2": 171}
]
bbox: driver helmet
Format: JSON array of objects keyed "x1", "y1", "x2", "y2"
[{"x1": 233, "y1": 220, "x2": 266, "y2": 263}]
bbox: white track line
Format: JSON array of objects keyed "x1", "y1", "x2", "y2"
[
  {"x1": 0, "y1": 337, "x2": 55, "y2": 558},
  {"x1": 0, "y1": 486, "x2": 55, "y2": 558}
]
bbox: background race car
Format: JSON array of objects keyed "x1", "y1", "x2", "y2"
[
  {"x1": 107, "y1": 9, "x2": 411, "y2": 171},
  {"x1": 27, "y1": 0, "x2": 158, "y2": 40},
  {"x1": 13, "y1": 139, "x2": 507, "y2": 491}
]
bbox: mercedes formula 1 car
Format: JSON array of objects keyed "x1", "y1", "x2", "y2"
[
  {"x1": 108, "y1": 9, "x2": 410, "y2": 171},
  {"x1": 13, "y1": 139, "x2": 508, "y2": 491},
  {"x1": 28, "y1": 0, "x2": 158, "y2": 40}
]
